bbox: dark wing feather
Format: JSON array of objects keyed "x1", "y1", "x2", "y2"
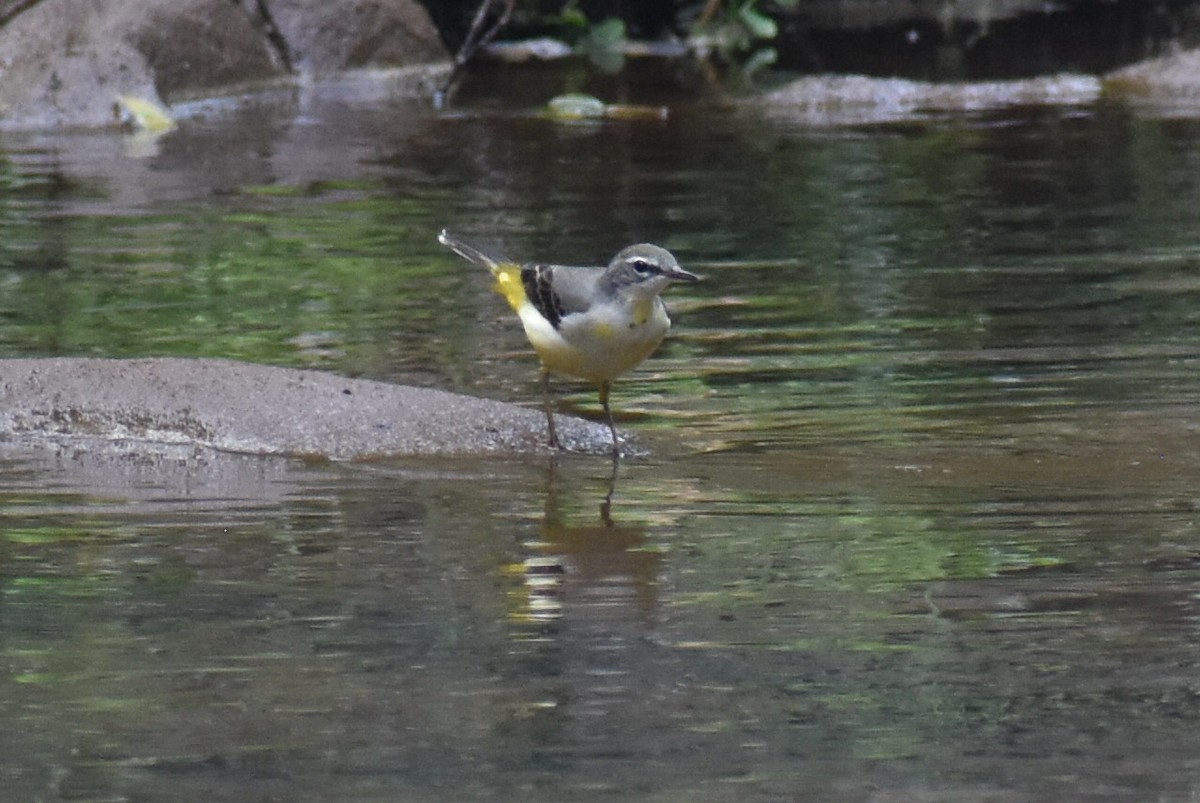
[
  {"x1": 521, "y1": 265, "x2": 563, "y2": 328},
  {"x1": 520, "y1": 264, "x2": 601, "y2": 329}
]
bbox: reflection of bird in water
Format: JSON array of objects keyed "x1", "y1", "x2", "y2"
[{"x1": 504, "y1": 460, "x2": 661, "y2": 633}]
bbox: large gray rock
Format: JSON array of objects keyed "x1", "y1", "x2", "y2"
[
  {"x1": 261, "y1": 0, "x2": 446, "y2": 75},
  {"x1": 0, "y1": 0, "x2": 284, "y2": 130},
  {"x1": 0, "y1": 358, "x2": 617, "y2": 459},
  {"x1": 0, "y1": 0, "x2": 445, "y2": 131}
]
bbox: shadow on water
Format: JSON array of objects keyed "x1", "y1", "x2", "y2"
[{"x1": 5, "y1": 64, "x2": 1200, "y2": 799}]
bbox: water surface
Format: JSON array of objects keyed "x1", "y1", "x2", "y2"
[{"x1": 3, "y1": 70, "x2": 1200, "y2": 800}]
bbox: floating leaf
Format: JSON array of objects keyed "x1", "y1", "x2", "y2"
[
  {"x1": 604, "y1": 103, "x2": 669, "y2": 121},
  {"x1": 545, "y1": 94, "x2": 669, "y2": 123},
  {"x1": 547, "y1": 93, "x2": 608, "y2": 120},
  {"x1": 115, "y1": 95, "x2": 176, "y2": 133}
]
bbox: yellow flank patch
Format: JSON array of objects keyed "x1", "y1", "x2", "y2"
[
  {"x1": 536, "y1": 346, "x2": 594, "y2": 379},
  {"x1": 491, "y1": 264, "x2": 528, "y2": 313},
  {"x1": 592, "y1": 321, "x2": 615, "y2": 339},
  {"x1": 631, "y1": 296, "x2": 654, "y2": 326}
]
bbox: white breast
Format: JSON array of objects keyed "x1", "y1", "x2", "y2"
[{"x1": 518, "y1": 297, "x2": 670, "y2": 383}]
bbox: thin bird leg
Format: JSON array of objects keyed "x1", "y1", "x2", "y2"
[
  {"x1": 540, "y1": 366, "x2": 560, "y2": 449},
  {"x1": 598, "y1": 380, "x2": 619, "y2": 456},
  {"x1": 600, "y1": 445, "x2": 619, "y2": 524}
]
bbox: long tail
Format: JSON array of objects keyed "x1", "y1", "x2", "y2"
[
  {"x1": 438, "y1": 229, "x2": 527, "y2": 313},
  {"x1": 438, "y1": 229, "x2": 505, "y2": 275}
]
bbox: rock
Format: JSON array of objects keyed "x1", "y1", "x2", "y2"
[
  {"x1": 0, "y1": 0, "x2": 285, "y2": 130},
  {"x1": 260, "y1": 0, "x2": 445, "y2": 75},
  {"x1": 755, "y1": 73, "x2": 1102, "y2": 125},
  {"x1": 484, "y1": 37, "x2": 575, "y2": 63},
  {"x1": 0, "y1": 358, "x2": 617, "y2": 459},
  {"x1": 0, "y1": 0, "x2": 446, "y2": 131},
  {"x1": 130, "y1": 0, "x2": 287, "y2": 101},
  {"x1": 1105, "y1": 49, "x2": 1200, "y2": 102}
]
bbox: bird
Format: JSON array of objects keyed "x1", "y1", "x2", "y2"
[{"x1": 438, "y1": 229, "x2": 698, "y2": 455}]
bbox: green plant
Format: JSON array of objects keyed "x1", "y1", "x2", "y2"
[{"x1": 688, "y1": 0, "x2": 799, "y2": 76}]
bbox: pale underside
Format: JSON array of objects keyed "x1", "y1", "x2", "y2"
[{"x1": 516, "y1": 296, "x2": 670, "y2": 383}]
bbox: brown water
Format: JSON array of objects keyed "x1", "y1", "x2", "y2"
[{"x1": 3, "y1": 67, "x2": 1200, "y2": 800}]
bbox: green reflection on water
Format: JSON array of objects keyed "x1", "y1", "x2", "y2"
[
  {"x1": 0, "y1": 182, "x2": 468, "y2": 381},
  {"x1": 4, "y1": 526, "x2": 94, "y2": 544},
  {"x1": 4, "y1": 109, "x2": 1200, "y2": 458}
]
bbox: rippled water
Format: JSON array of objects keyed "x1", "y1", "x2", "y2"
[{"x1": 4, "y1": 68, "x2": 1200, "y2": 800}]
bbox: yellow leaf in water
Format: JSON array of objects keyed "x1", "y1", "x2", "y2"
[{"x1": 116, "y1": 95, "x2": 176, "y2": 133}]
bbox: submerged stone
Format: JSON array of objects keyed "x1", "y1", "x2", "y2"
[{"x1": 754, "y1": 73, "x2": 1103, "y2": 125}]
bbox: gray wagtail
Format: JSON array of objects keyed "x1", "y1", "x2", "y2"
[{"x1": 438, "y1": 230, "x2": 699, "y2": 454}]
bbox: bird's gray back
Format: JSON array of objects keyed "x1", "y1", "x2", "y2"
[{"x1": 521, "y1": 263, "x2": 604, "y2": 327}]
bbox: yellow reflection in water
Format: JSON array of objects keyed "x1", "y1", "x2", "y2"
[{"x1": 504, "y1": 459, "x2": 662, "y2": 634}]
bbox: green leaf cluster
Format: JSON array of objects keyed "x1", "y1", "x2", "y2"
[{"x1": 686, "y1": 0, "x2": 800, "y2": 77}]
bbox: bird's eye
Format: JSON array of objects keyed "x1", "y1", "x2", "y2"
[{"x1": 631, "y1": 258, "x2": 655, "y2": 276}]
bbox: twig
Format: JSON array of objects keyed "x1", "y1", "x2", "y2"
[
  {"x1": 696, "y1": 0, "x2": 724, "y2": 28},
  {"x1": 0, "y1": 0, "x2": 43, "y2": 28},
  {"x1": 435, "y1": 0, "x2": 516, "y2": 108}
]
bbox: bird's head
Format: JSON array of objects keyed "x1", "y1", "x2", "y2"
[{"x1": 605, "y1": 244, "x2": 699, "y2": 296}]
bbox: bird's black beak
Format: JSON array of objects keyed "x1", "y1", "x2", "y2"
[{"x1": 666, "y1": 266, "x2": 701, "y2": 283}]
